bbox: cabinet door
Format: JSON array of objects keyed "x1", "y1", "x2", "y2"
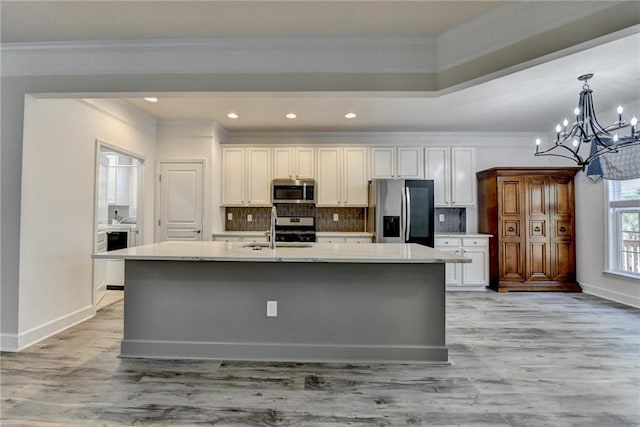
[
  {"x1": 316, "y1": 148, "x2": 342, "y2": 206},
  {"x1": 246, "y1": 148, "x2": 272, "y2": 206},
  {"x1": 221, "y1": 147, "x2": 245, "y2": 206},
  {"x1": 525, "y1": 177, "x2": 551, "y2": 281},
  {"x1": 273, "y1": 147, "x2": 293, "y2": 179},
  {"x1": 498, "y1": 177, "x2": 525, "y2": 282},
  {"x1": 425, "y1": 147, "x2": 450, "y2": 206},
  {"x1": 462, "y1": 246, "x2": 489, "y2": 285},
  {"x1": 295, "y1": 147, "x2": 315, "y2": 179},
  {"x1": 397, "y1": 147, "x2": 423, "y2": 179},
  {"x1": 550, "y1": 176, "x2": 576, "y2": 282},
  {"x1": 370, "y1": 147, "x2": 395, "y2": 179},
  {"x1": 342, "y1": 147, "x2": 368, "y2": 206},
  {"x1": 451, "y1": 147, "x2": 475, "y2": 205},
  {"x1": 439, "y1": 248, "x2": 462, "y2": 286}
]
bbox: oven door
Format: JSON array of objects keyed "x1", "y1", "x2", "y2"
[{"x1": 107, "y1": 231, "x2": 129, "y2": 251}]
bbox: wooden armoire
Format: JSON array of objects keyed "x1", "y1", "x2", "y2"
[{"x1": 476, "y1": 167, "x2": 581, "y2": 292}]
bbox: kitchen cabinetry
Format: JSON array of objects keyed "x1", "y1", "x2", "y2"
[
  {"x1": 222, "y1": 147, "x2": 272, "y2": 206},
  {"x1": 105, "y1": 154, "x2": 132, "y2": 206},
  {"x1": 435, "y1": 235, "x2": 489, "y2": 290},
  {"x1": 370, "y1": 147, "x2": 423, "y2": 179},
  {"x1": 273, "y1": 146, "x2": 315, "y2": 180},
  {"x1": 476, "y1": 167, "x2": 580, "y2": 292},
  {"x1": 316, "y1": 147, "x2": 368, "y2": 207},
  {"x1": 425, "y1": 147, "x2": 475, "y2": 206}
]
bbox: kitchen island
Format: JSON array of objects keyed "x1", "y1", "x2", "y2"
[{"x1": 93, "y1": 241, "x2": 468, "y2": 363}]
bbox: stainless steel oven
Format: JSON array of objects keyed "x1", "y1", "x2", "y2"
[
  {"x1": 272, "y1": 179, "x2": 316, "y2": 204},
  {"x1": 275, "y1": 216, "x2": 316, "y2": 242}
]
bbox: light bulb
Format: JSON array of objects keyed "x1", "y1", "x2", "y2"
[
  {"x1": 631, "y1": 116, "x2": 638, "y2": 126},
  {"x1": 613, "y1": 133, "x2": 619, "y2": 142},
  {"x1": 617, "y1": 105, "x2": 624, "y2": 115},
  {"x1": 572, "y1": 139, "x2": 579, "y2": 147},
  {"x1": 563, "y1": 118, "x2": 569, "y2": 127},
  {"x1": 574, "y1": 107, "x2": 580, "y2": 116},
  {"x1": 556, "y1": 124, "x2": 562, "y2": 133},
  {"x1": 535, "y1": 138, "x2": 541, "y2": 146}
]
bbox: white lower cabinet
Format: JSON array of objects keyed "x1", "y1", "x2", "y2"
[
  {"x1": 316, "y1": 234, "x2": 373, "y2": 243},
  {"x1": 435, "y1": 236, "x2": 489, "y2": 290}
]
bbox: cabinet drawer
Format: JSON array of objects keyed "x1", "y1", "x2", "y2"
[
  {"x1": 463, "y1": 238, "x2": 488, "y2": 247},
  {"x1": 435, "y1": 238, "x2": 461, "y2": 247}
]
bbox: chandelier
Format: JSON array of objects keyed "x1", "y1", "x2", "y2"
[{"x1": 534, "y1": 73, "x2": 639, "y2": 169}]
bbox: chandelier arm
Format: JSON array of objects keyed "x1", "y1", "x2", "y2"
[
  {"x1": 584, "y1": 92, "x2": 610, "y2": 136},
  {"x1": 583, "y1": 144, "x2": 619, "y2": 165},
  {"x1": 535, "y1": 143, "x2": 584, "y2": 164}
]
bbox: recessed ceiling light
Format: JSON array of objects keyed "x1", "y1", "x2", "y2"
[
  {"x1": 144, "y1": 97, "x2": 158, "y2": 103},
  {"x1": 286, "y1": 113, "x2": 297, "y2": 119},
  {"x1": 227, "y1": 112, "x2": 239, "y2": 119},
  {"x1": 345, "y1": 112, "x2": 357, "y2": 119}
]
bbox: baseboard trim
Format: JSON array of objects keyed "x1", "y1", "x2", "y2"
[
  {"x1": 581, "y1": 282, "x2": 640, "y2": 309},
  {"x1": 15, "y1": 305, "x2": 95, "y2": 352},
  {"x1": 0, "y1": 333, "x2": 19, "y2": 352}
]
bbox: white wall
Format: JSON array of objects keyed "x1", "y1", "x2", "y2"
[
  {"x1": 16, "y1": 97, "x2": 156, "y2": 350},
  {"x1": 155, "y1": 121, "x2": 225, "y2": 238}
]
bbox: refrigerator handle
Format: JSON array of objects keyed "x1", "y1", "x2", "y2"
[
  {"x1": 401, "y1": 186, "x2": 406, "y2": 241},
  {"x1": 405, "y1": 186, "x2": 411, "y2": 241}
]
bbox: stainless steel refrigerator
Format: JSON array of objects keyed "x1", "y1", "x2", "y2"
[{"x1": 367, "y1": 179, "x2": 435, "y2": 247}]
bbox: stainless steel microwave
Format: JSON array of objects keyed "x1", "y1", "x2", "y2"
[{"x1": 272, "y1": 179, "x2": 316, "y2": 204}]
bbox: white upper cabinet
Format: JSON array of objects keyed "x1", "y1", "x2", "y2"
[
  {"x1": 273, "y1": 146, "x2": 315, "y2": 180},
  {"x1": 425, "y1": 147, "x2": 476, "y2": 206},
  {"x1": 221, "y1": 147, "x2": 272, "y2": 206},
  {"x1": 316, "y1": 147, "x2": 368, "y2": 207},
  {"x1": 370, "y1": 146, "x2": 423, "y2": 179},
  {"x1": 106, "y1": 153, "x2": 132, "y2": 206}
]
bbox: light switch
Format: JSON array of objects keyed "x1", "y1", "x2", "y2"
[
  {"x1": 267, "y1": 300, "x2": 278, "y2": 317},
  {"x1": 439, "y1": 214, "x2": 445, "y2": 222},
  {"x1": 247, "y1": 214, "x2": 253, "y2": 222},
  {"x1": 333, "y1": 213, "x2": 339, "y2": 222},
  {"x1": 227, "y1": 212, "x2": 233, "y2": 221}
]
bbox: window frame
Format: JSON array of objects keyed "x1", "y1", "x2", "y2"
[{"x1": 605, "y1": 180, "x2": 640, "y2": 279}]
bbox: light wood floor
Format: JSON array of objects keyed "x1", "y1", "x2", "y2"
[{"x1": 1, "y1": 292, "x2": 639, "y2": 426}]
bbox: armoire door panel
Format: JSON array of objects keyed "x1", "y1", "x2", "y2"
[
  {"x1": 553, "y1": 178, "x2": 574, "y2": 216},
  {"x1": 527, "y1": 178, "x2": 548, "y2": 216},
  {"x1": 552, "y1": 240, "x2": 575, "y2": 281},
  {"x1": 530, "y1": 220, "x2": 546, "y2": 238},
  {"x1": 555, "y1": 220, "x2": 572, "y2": 238},
  {"x1": 502, "y1": 220, "x2": 520, "y2": 238},
  {"x1": 498, "y1": 179, "x2": 522, "y2": 216},
  {"x1": 527, "y1": 241, "x2": 550, "y2": 281},
  {"x1": 500, "y1": 241, "x2": 524, "y2": 281}
]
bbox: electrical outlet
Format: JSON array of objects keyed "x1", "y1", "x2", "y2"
[
  {"x1": 333, "y1": 213, "x2": 339, "y2": 222},
  {"x1": 227, "y1": 212, "x2": 233, "y2": 221},
  {"x1": 266, "y1": 300, "x2": 278, "y2": 317},
  {"x1": 439, "y1": 214, "x2": 445, "y2": 222},
  {"x1": 247, "y1": 214, "x2": 253, "y2": 222}
]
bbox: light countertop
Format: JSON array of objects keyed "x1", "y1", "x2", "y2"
[
  {"x1": 435, "y1": 233, "x2": 492, "y2": 238},
  {"x1": 93, "y1": 241, "x2": 470, "y2": 264},
  {"x1": 212, "y1": 231, "x2": 373, "y2": 237}
]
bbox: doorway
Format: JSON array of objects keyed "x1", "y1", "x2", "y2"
[{"x1": 93, "y1": 139, "x2": 144, "y2": 307}]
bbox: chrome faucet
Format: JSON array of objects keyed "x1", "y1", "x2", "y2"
[{"x1": 270, "y1": 206, "x2": 277, "y2": 249}]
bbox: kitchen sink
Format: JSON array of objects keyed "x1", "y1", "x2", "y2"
[{"x1": 240, "y1": 242, "x2": 313, "y2": 249}]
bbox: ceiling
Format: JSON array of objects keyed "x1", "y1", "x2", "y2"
[{"x1": 2, "y1": 1, "x2": 639, "y2": 134}]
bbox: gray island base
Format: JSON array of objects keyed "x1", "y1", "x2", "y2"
[{"x1": 94, "y1": 242, "x2": 469, "y2": 364}]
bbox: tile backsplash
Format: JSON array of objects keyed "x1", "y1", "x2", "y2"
[
  {"x1": 435, "y1": 207, "x2": 466, "y2": 232},
  {"x1": 225, "y1": 206, "x2": 366, "y2": 232}
]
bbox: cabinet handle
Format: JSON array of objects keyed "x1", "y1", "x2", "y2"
[
  {"x1": 195, "y1": 230, "x2": 201, "y2": 234},
  {"x1": 534, "y1": 226, "x2": 541, "y2": 232},
  {"x1": 559, "y1": 226, "x2": 567, "y2": 232},
  {"x1": 507, "y1": 226, "x2": 515, "y2": 232}
]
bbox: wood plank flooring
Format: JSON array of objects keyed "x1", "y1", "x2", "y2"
[{"x1": 1, "y1": 292, "x2": 639, "y2": 426}]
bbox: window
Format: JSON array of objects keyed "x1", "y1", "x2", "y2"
[{"x1": 607, "y1": 178, "x2": 640, "y2": 277}]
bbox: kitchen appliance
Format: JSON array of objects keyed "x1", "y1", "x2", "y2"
[
  {"x1": 272, "y1": 179, "x2": 316, "y2": 204},
  {"x1": 274, "y1": 216, "x2": 316, "y2": 242},
  {"x1": 106, "y1": 224, "x2": 138, "y2": 251},
  {"x1": 367, "y1": 179, "x2": 435, "y2": 247}
]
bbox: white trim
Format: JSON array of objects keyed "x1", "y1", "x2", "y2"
[
  {"x1": 603, "y1": 270, "x2": 640, "y2": 281},
  {"x1": 0, "y1": 334, "x2": 19, "y2": 352},
  {"x1": 13, "y1": 305, "x2": 95, "y2": 352},
  {"x1": 581, "y1": 281, "x2": 640, "y2": 309},
  {"x1": 78, "y1": 99, "x2": 157, "y2": 136}
]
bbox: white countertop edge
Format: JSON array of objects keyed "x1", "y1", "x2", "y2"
[
  {"x1": 93, "y1": 241, "x2": 470, "y2": 264},
  {"x1": 435, "y1": 233, "x2": 492, "y2": 238}
]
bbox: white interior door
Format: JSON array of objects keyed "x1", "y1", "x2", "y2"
[
  {"x1": 93, "y1": 154, "x2": 109, "y2": 305},
  {"x1": 158, "y1": 161, "x2": 204, "y2": 241}
]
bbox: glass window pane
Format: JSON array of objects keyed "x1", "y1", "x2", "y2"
[{"x1": 620, "y1": 211, "x2": 640, "y2": 273}]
